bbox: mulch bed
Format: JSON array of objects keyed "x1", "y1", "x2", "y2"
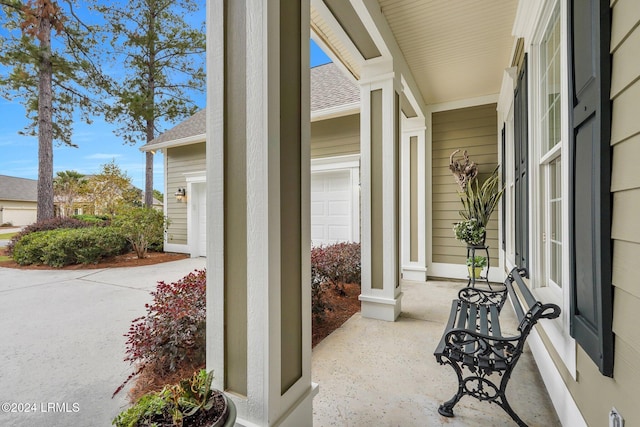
[
  {"x1": 312, "y1": 282, "x2": 361, "y2": 347},
  {"x1": 0, "y1": 249, "x2": 189, "y2": 270}
]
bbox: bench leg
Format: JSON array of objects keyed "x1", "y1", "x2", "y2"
[
  {"x1": 496, "y1": 372, "x2": 529, "y2": 427},
  {"x1": 437, "y1": 359, "x2": 465, "y2": 417}
]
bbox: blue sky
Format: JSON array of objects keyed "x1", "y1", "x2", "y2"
[{"x1": 0, "y1": 40, "x2": 331, "y2": 193}]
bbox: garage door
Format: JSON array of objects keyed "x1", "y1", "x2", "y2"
[{"x1": 311, "y1": 169, "x2": 356, "y2": 246}]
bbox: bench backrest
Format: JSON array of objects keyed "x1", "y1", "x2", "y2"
[{"x1": 506, "y1": 267, "x2": 561, "y2": 340}]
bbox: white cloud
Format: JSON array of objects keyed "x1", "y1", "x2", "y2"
[{"x1": 85, "y1": 153, "x2": 123, "y2": 160}]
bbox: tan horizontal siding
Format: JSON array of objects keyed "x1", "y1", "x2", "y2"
[
  {"x1": 612, "y1": 240, "x2": 640, "y2": 299},
  {"x1": 613, "y1": 287, "x2": 640, "y2": 355},
  {"x1": 611, "y1": 134, "x2": 640, "y2": 191},
  {"x1": 431, "y1": 103, "x2": 498, "y2": 266},
  {"x1": 311, "y1": 114, "x2": 360, "y2": 158},
  {"x1": 166, "y1": 143, "x2": 206, "y2": 245}
]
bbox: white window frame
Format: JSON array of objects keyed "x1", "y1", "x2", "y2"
[{"x1": 529, "y1": 0, "x2": 576, "y2": 379}]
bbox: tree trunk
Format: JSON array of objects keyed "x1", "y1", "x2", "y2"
[
  {"x1": 37, "y1": 15, "x2": 54, "y2": 222},
  {"x1": 145, "y1": 149, "x2": 153, "y2": 207},
  {"x1": 144, "y1": 7, "x2": 156, "y2": 208}
]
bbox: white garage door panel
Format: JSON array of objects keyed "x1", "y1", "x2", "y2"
[
  {"x1": 311, "y1": 169, "x2": 355, "y2": 247},
  {"x1": 328, "y1": 200, "x2": 349, "y2": 216},
  {"x1": 328, "y1": 225, "x2": 349, "y2": 241}
]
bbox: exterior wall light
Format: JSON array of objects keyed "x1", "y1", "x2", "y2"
[{"x1": 174, "y1": 188, "x2": 186, "y2": 202}]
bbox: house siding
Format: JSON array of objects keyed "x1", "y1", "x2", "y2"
[
  {"x1": 431, "y1": 104, "x2": 499, "y2": 265},
  {"x1": 166, "y1": 143, "x2": 206, "y2": 245},
  {"x1": 311, "y1": 114, "x2": 360, "y2": 158},
  {"x1": 555, "y1": 1, "x2": 640, "y2": 425}
]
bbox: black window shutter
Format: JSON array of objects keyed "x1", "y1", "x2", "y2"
[
  {"x1": 514, "y1": 55, "x2": 529, "y2": 274},
  {"x1": 568, "y1": 0, "x2": 614, "y2": 377}
]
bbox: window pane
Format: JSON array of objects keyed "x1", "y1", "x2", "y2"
[
  {"x1": 541, "y1": 9, "x2": 561, "y2": 153},
  {"x1": 549, "y1": 158, "x2": 562, "y2": 288}
]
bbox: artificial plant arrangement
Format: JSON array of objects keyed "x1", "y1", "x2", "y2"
[{"x1": 449, "y1": 150, "x2": 504, "y2": 246}]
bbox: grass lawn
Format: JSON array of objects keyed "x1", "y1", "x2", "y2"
[{"x1": 0, "y1": 232, "x2": 16, "y2": 261}]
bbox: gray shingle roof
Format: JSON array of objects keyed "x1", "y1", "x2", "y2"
[
  {"x1": 149, "y1": 108, "x2": 207, "y2": 146},
  {"x1": 144, "y1": 63, "x2": 359, "y2": 148},
  {"x1": 311, "y1": 62, "x2": 359, "y2": 111},
  {"x1": 0, "y1": 175, "x2": 37, "y2": 202}
]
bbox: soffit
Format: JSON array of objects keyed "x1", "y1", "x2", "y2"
[
  {"x1": 311, "y1": 4, "x2": 362, "y2": 79},
  {"x1": 378, "y1": 0, "x2": 519, "y2": 105}
]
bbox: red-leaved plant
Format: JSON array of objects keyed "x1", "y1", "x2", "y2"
[
  {"x1": 114, "y1": 269, "x2": 206, "y2": 398},
  {"x1": 311, "y1": 242, "x2": 361, "y2": 294},
  {"x1": 310, "y1": 242, "x2": 361, "y2": 320}
]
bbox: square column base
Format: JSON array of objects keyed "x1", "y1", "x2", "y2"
[
  {"x1": 401, "y1": 266, "x2": 427, "y2": 282},
  {"x1": 359, "y1": 293, "x2": 403, "y2": 321},
  {"x1": 234, "y1": 383, "x2": 319, "y2": 427}
]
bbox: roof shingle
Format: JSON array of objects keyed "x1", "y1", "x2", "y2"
[
  {"x1": 0, "y1": 175, "x2": 37, "y2": 202},
  {"x1": 144, "y1": 62, "x2": 359, "y2": 148}
]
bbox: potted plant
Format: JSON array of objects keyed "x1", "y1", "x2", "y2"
[
  {"x1": 112, "y1": 369, "x2": 236, "y2": 427},
  {"x1": 466, "y1": 255, "x2": 487, "y2": 279},
  {"x1": 453, "y1": 218, "x2": 486, "y2": 246}
]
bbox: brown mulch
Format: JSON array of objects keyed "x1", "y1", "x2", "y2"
[
  {"x1": 0, "y1": 248, "x2": 189, "y2": 270},
  {"x1": 312, "y1": 282, "x2": 361, "y2": 347}
]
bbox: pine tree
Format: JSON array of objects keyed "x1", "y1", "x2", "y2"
[
  {"x1": 0, "y1": 0, "x2": 102, "y2": 221},
  {"x1": 96, "y1": 0, "x2": 205, "y2": 207}
]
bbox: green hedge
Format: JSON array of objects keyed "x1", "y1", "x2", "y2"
[{"x1": 12, "y1": 227, "x2": 128, "y2": 267}]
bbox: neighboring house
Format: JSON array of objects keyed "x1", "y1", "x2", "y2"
[
  {"x1": 196, "y1": 2, "x2": 640, "y2": 427},
  {"x1": 141, "y1": 62, "x2": 361, "y2": 257},
  {"x1": 53, "y1": 175, "x2": 162, "y2": 217},
  {"x1": 0, "y1": 175, "x2": 37, "y2": 226}
]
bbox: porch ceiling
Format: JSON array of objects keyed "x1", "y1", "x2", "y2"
[
  {"x1": 378, "y1": 0, "x2": 519, "y2": 105},
  {"x1": 312, "y1": 0, "x2": 520, "y2": 107}
]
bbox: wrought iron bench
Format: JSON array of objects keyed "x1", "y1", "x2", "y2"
[{"x1": 434, "y1": 267, "x2": 560, "y2": 426}]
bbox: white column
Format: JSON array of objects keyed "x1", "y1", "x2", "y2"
[
  {"x1": 206, "y1": 1, "x2": 317, "y2": 426},
  {"x1": 358, "y1": 60, "x2": 403, "y2": 321},
  {"x1": 401, "y1": 117, "x2": 427, "y2": 281}
]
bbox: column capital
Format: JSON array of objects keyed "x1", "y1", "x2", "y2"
[
  {"x1": 402, "y1": 116, "x2": 427, "y2": 133},
  {"x1": 359, "y1": 58, "x2": 402, "y2": 92}
]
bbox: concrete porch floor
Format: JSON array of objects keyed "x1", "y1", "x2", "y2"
[{"x1": 312, "y1": 279, "x2": 561, "y2": 427}]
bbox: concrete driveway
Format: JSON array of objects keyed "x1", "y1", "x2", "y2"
[{"x1": 0, "y1": 257, "x2": 206, "y2": 427}]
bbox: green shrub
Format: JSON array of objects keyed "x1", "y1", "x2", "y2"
[
  {"x1": 112, "y1": 207, "x2": 168, "y2": 259},
  {"x1": 12, "y1": 231, "x2": 54, "y2": 265},
  {"x1": 12, "y1": 227, "x2": 128, "y2": 267},
  {"x1": 72, "y1": 214, "x2": 111, "y2": 224},
  {"x1": 6, "y1": 217, "x2": 97, "y2": 255}
]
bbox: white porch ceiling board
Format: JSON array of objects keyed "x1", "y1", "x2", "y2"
[
  {"x1": 311, "y1": 4, "x2": 362, "y2": 79},
  {"x1": 379, "y1": 0, "x2": 519, "y2": 105}
]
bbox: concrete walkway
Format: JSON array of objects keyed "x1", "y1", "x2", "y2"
[{"x1": 0, "y1": 258, "x2": 206, "y2": 427}]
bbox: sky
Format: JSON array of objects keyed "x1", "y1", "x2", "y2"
[{"x1": 0, "y1": 37, "x2": 331, "y2": 194}]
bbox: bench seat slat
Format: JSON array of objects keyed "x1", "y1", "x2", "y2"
[
  {"x1": 464, "y1": 304, "x2": 478, "y2": 367},
  {"x1": 477, "y1": 305, "x2": 491, "y2": 370},
  {"x1": 490, "y1": 304, "x2": 507, "y2": 371}
]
